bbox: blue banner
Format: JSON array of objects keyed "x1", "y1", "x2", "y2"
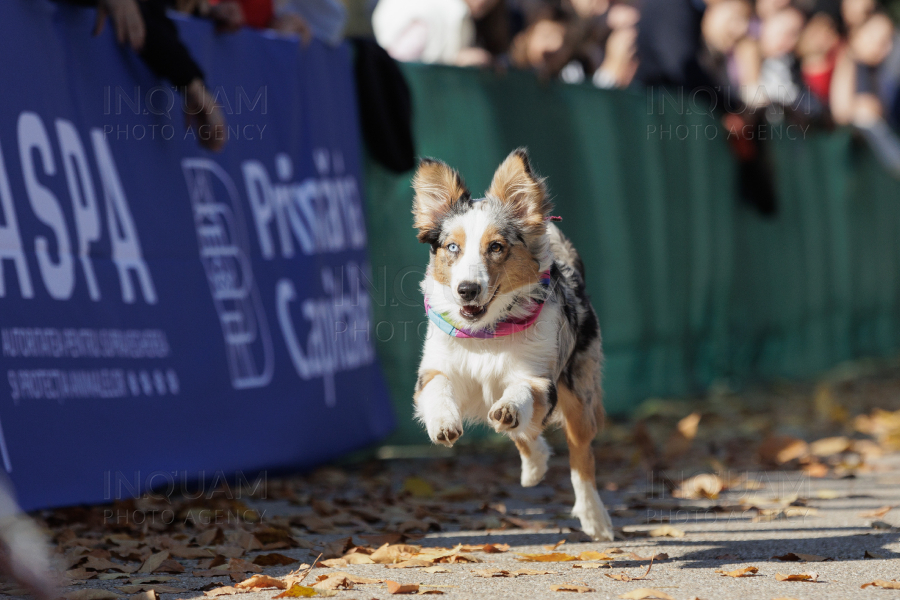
[{"x1": 0, "y1": 0, "x2": 394, "y2": 510}]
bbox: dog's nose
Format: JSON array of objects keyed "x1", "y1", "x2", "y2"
[{"x1": 457, "y1": 281, "x2": 481, "y2": 302}]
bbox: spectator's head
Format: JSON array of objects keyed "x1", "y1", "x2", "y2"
[
  {"x1": 796, "y1": 12, "x2": 840, "y2": 61},
  {"x1": 606, "y1": 2, "x2": 640, "y2": 29},
  {"x1": 569, "y1": 0, "x2": 609, "y2": 18},
  {"x1": 760, "y1": 7, "x2": 806, "y2": 58},
  {"x1": 851, "y1": 12, "x2": 894, "y2": 66},
  {"x1": 511, "y1": 17, "x2": 568, "y2": 70},
  {"x1": 756, "y1": 0, "x2": 792, "y2": 21},
  {"x1": 841, "y1": 0, "x2": 876, "y2": 32},
  {"x1": 702, "y1": 0, "x2": 752, "y2": 54},
  {"x1": 464, "y1": 0, "x2": 504, "y2": 19}
]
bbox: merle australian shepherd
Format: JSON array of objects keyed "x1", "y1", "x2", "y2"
[{"x1": 411, "y1": 148, "x2": 613, "y2": 541}]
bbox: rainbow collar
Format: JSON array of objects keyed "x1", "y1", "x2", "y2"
[{"x1": 424, "y1": 272, "x2": 551, "y2": 339}]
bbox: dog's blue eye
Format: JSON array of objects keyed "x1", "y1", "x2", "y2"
[{"x1": 447, "y1": 243, "x2": 459, "y2": 253}]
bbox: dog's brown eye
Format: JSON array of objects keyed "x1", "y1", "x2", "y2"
[{"x1": 489, "y1": 242, "x2": 503, "y2": 253}]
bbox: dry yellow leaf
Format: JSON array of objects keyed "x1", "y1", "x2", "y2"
[
  {"x1": 370, "y1": 543, "x2": 421, "y2": 564},
  {"x1": 402, "y1": 477, "x2": 434, "y2": 497},
  {"x1": 516, "y1": 552, "x2": 579, "y2": 562},
  {"x1": 618, "y1": 589, "x2": 675, "y2": 600},
  {"x1": 385, "y1": 559, "x2": 434, "y2": 569},
  {"x1": 422, "y1": 566, "x2": 450, "y2": 573},
  {"x1": 550, "y1": 584, "x2": 594, "y2": 593},
  {"x1": 236, "y1": 574, "x2": 287, "y2": 590},
  {"x1": 715, "y1": 566, "x2": 759, "y2": 577},
  {"x1": 862, "y1": 580, "x2": 900, "y2": 589},
  {"x1": 386, "y1": 580, "x2": 420, "y2": 594},
  {"x1": 774, "y1": 572, "x2": 817, "y2": 582},
  {"x1": 577, "y1": 551, "x2": 613, "y2": 561},
  {"x1": 860, "y1": 506, "x2": 894, "y2": 518},
  {"x1": 648, "y1": 525, "x2": 685, "y2": 538}
]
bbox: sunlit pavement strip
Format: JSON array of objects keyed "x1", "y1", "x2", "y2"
[{"x1": 39, "y1": 454, "x2": 900, "y2": 600}]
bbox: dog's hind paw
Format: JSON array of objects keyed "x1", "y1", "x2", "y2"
[{"x1": 573, "y1": 505, "x2": 615, "y2": 541}]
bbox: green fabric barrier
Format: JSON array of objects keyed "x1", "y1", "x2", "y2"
[{"x1": 363, "y1": 63, "x2": 900, "y2": 444}]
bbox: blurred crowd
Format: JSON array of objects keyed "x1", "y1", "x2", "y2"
[{"x1": 372, "y1": 0, "x2": 900, "y2": 135}]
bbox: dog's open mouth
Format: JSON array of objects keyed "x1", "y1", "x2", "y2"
[
  {"x1": 459, "y1": 288, "x2": 497, "y2": 321},
  {"x1": 460, "y1": 304, "x2": 487, "y2": 320}
]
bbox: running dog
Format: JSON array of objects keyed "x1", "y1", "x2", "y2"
[{"x1": 411, "y1": 148, "x2": 614, "y2": 541}]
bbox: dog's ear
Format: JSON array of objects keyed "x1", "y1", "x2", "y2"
[
  {"x1": 412, "y1": 158, "x2": 470, "y2": 244},
  {"x1": 487, "y1": 148, "x2": 551, "y2": 233}
]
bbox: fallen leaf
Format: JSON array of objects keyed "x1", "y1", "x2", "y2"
[
  {"x1": 577, "y1": 551, "x2": 613, "y2": 561},
  {"x1": 252, "y1": 553, "x2": 297, "y2": 567},
  {"x1": 344, "y1": 553, "x2": 376, "y2": 564},
  {"x1": 864, "y1": 550, "x2": 886, "y2": 558},
  {"x1": 572, "y1": 563, "x2": 608, "y2": 569},
  {"x1": 715, "y1": 566, "x2": 759, "y2": 577},
  {"x1": 550, "y1": 584, "x2": 594, "y2": 592},
  {"x1": 320, "y1": 537, "x2": 353, "y2": 560},
  {"x1": 370, "y1": 543, "x2": 421, "y2": 564},
  {"x1": 204, "y1": 587, "x2": 245, "y2": 597},
  {"x1": 860, "y1": 506, "x2": 894, "y2": 519},
  {"x1": 758, "y1": 435, "x2": 808, "y2": 464},
  {"x1": 516, "y1": 553, "x2": 579, "y2": 562},
  {"x1": 422, "y1": 566, "x2": 450, "y2": 573},
  {"x1": 236, "y1": 574, "x2": 287, "y2": 590},
  {"x1": 328, "y1": 572, "x2": 381, "y2": 585},
  {"x1": 83, "y1": 555, "x2": 137, "y2": 573},
  {"x1": 386, "y1": 580, "x2": 420, "y2": 594},
  {"x1": 318, "y1": 558, "x2": 348, "y2": 568},
  {"x1": 678, "y1": 412, "x2": 701, "y2": 439},
  {"x1": 771, "y1": 553, "x2": 830, "y2": 562},
  {"x1": 618, "y1": 589, "x2": 675, "y2": 600},
  {"x1": 872, "y1": 520, "x2": 895, "y2": 530},
  {"x1": 312, "y1": 575, "x2": 354, "y2": 591},
  {"x1": 482, "y1": 543, "x2": 510, "y2": 553},
  {"x1": 386, "y1": 559, "x2": 435, "y2": 569},
  {"x1": 130, "y1": 592, "x2": 157, "y2": 600},
  {"x1": 156, "y1": 559, "x2": 185, "y2": 573},
  {"x1": 511, "y1": 569, "x2": 555, "y2": 576},
  {"x1": 402, "y1": 477, "x2": 434, "y2": 497},
  {"x1": 473, "y1": 568, "x2": 509, "y2": 578},
  {"x1": 62, "y1": 591, "x2": 122, "y2": 600},
  {"x1": 675, "y1": 474, "x2": 723, "y2": 499},
  {"x1": 272, "y1": 584, "x2": 336, "y2": 597},
  {"x1": 648, "y1": 525, "x2": 685, "y2": 538},
  {"x1": 117, "y1": 585, "x2": 186, "y2": 594},
  {"x1": 862, "y1": 580, "x2": 900, "y2": 589},
  {"x1": 543, "y1": 540, "x2": 566, "y2": 551},
  {"x1": 809, "y1": 436, "x2": 850, "y2": 456},
  {"x1": 775, "y1": 572, "x2": 818, "y2": 582},
  {"x1": 65, "y1": 567, "x2": 97, "y2": 580}
]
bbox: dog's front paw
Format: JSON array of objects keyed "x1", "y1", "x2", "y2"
[
  {"x1": 427, "y1": 421, "x2": 463, "y2": 447},
  {"x1": 488, "y1": 402, "x2": 521, "y2": 432}
]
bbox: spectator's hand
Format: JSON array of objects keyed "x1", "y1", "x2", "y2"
[
  {"x1": 184, "y1": 78, "x2": 227, "y2": 152},
  {"x1": 209, "y1": 1, "x2": 244, "y2": 33},
  {"x1": 598, "y1": 26, "x2": 637, "y2": 87},
  {"x1": 93, "y1": 0, "x2": 146, "y2": 51},
  {"x1": 455, "y1": 47, "x2": 493, "y2": 67},
  {"x1": 271, "y1": 13, "x2": 313, "y2": 44}
]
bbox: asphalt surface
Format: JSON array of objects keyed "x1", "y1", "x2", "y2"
[{"x1": 53, "y1": 453, "x2": 900, "y2": 600}]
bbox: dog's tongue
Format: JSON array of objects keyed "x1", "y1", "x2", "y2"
[{"x1": 460, "y1": 305, "x2": 485, "y2": 319}]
